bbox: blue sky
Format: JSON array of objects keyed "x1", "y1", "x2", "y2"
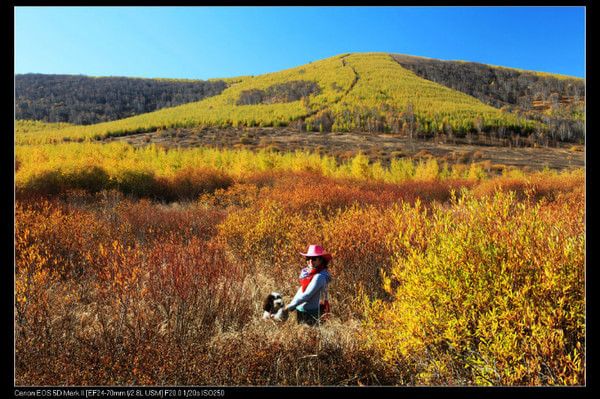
[{"x1": 15, "y1": 6, "x2": 586, "y2": 80}]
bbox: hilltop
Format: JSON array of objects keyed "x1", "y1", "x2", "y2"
[{"x1": 16, "y1": 53, "x2": 584, "y2": 146}]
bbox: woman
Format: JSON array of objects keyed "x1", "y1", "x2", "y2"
[{"x1": 285, "y1": 245, "x2": 332, "y2": 326}]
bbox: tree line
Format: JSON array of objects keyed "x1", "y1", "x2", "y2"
[
  {"x1": 391, "y1": 54, "x2": 585, "y2": 142},
  {"x1": 15, "y1": 74, "x2": 228, "y2": 125},
  {"x1": 391, "y1": 54, "x2": 584, "y2": 109},
  {"x1": 236, "y1": 80, "x2": 321, "y2": 105}
]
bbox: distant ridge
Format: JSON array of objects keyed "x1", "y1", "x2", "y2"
[
  {"x1": 15, "y1": 73, "x2": 228, "y2": 125},
  {"x1": 16, "y1": 52, "x2": 584, "y2": 145},
  {"x1": 391, "y1": 53, "x2": 583, "y2": 110}
]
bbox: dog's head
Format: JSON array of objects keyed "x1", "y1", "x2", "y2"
[
  {"x1": 262, "y1": 292, "x2": 289, "y2": 322},
  {"x1": 263, "y1": 292, "x2": 285, "y2": 313}
]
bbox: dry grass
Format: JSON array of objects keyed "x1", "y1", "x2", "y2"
[
  {"x1": 15, "y1": 168, "x2": 584, "y2": 386},
  {"x1": 105, "y1": 126, "x2": 584, "y2": 172}
]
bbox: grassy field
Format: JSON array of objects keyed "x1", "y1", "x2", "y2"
[{"x1": 15, "y1": 138, "x2": 585, "y2": 385}]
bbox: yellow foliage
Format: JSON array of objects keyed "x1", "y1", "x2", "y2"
[
  {"x1": 14, "y1": 162, "x2": 584, "y2": 385},
  {"x1": 16, "y1": 53, "x2": 539, "y2": 145},
  {"x1": 362, "y1": 190, "x2": 585, "y2": 385},
  {"x1": 16, "y1": 142, "x2": 497, "y2": 197}
]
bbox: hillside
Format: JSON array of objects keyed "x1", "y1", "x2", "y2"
[
  {"x1": 391, "y1": 54, "x2": 584, "y2": 109},
  {"x1": 16, "y1": 53, "x2": 585, "y2": 145},
  {"x1": 15, "y1": 74, "x2": 228, "y2": 125},
  {"x1": 391, "y1": 54, "x2": 585, "y2": 141}
]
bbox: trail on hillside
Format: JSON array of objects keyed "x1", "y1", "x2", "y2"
[
  {"x1": 340, "y1": 55, "x2": 360, "y2": 98},
  {"x1": 299, "y1": 54, "x2": 360, "y2": 121}
]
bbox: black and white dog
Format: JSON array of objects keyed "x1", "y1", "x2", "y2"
[{"x1": 262, "y1": 292, "x2": 289, "y2": 322}]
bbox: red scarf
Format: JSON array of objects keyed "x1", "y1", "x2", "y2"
[{"x1": 299, "y1": 266, "x2": 323, "y2": 292}]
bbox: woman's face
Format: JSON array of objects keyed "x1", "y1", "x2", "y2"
[{"x1": 306, "y1": 256, "x2": 322, "y2": 268}]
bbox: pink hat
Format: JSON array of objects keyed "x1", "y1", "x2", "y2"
[{"x1": 299, "y1": 245, "x2": 332, "y2": 261}]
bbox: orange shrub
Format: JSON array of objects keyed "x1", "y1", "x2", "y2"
[
  {"x1": 15, "y1": 166, "x2": 585, "y2": 386},
  {"x1": 216, "y1": 199, "x2": 313, "y2": 288},
  {"x1": 472, "y1": 169, "x2": 584, "y2": 201},
  {"x1": 320, "y1": 205, "x2": 398, "y2": 317},
  {"x1": 201, "y1": 182, "x2": 262, "y2": 209},
  {"x1": 143, "y1": 235, "x2": 251, "y2": 337},
  {"x1": 116, "y1": 199, "x2": 225, "y2": 243},
  {"x1": 154, "y1": 167, "x2": 234, "y2": 202},
  {"x1": 15, "y1": 198, "x2": 122, "y2": 279},
  {"x1": 257, "y1": 171, "x2": 476, "y2": 214},
  {"x1": 16, "y1": 205, "x2": 253, "y2": 385}
]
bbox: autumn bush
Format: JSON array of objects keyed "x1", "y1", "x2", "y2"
[
  {"x1": 15, "y1": 199, "x2": 250, "y2": 385},
  {"x1": 472, "y1": 168, "x2": 584, "y2": 201},
  {"x1": 213, "y1": 173, "x2": 478, "y2": 319},
  {"x1": 15, "y1": 166, "x2": 585, "y2": 386},
  {"x1": 153, "y1": 167, "x2": 234, "y2": 202},
  {"x1": 215, "y1": 199, "x2": 310, "y2": 288},
  {"x1": 362, "y1": 189, "x2": 585, "y2": 385},
  {"x1": 205, "y1": 169, "x2": 476, "y2": 216},
  {"x1": 15, "y1": 197, "x2": 125, "y2": 279},
  {"x1": 15, "y1": 194, "x2": 397, "y2": 385},
  {"x1": 16, "y1": 163, "x2": 233, "y2": 202},
  {"x1": 116, "y1": 198, "x2": 226, "y2": 243}
]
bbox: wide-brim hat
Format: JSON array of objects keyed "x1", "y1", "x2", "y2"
[{"x1": 299, "y1": 245, "x2": 332, "y2": 262}]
